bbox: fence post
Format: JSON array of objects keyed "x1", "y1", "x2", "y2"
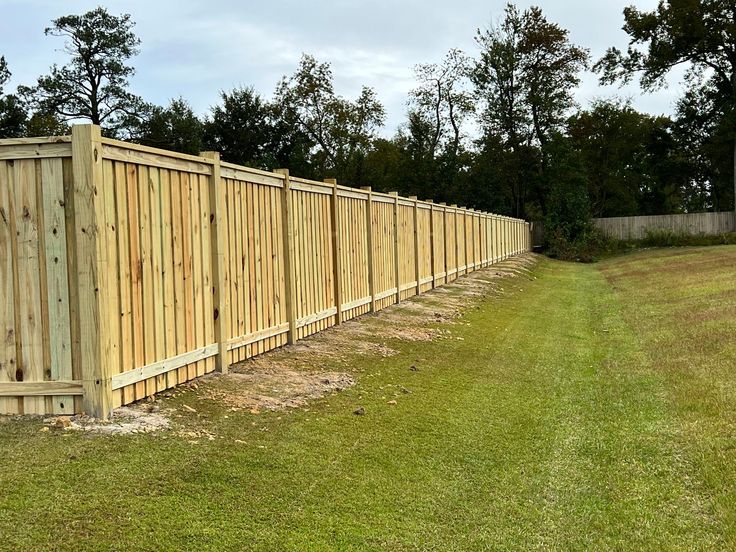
[
  {"x1": 450, "y1": 205, "x2": 458, "y2": 280},
  {"x1": 409, "y1": 196, "x2": 420, "y2": 295},
  {"x1": 326, "y1": 178, "x2": 343, "y2": 324},
  {"x1": 70, "y1": 124, "x2": 112, "y2": 419},
  {"x1": 491, "y1": 215, "x2": 496, "y2": 263},
  {"x1": 427, "y1": 200, "x2": 435, "y2": 288},
  {"x1": 389, "y1": 192, "x2": 400, "y2": 304},
  {"x1": 481, "y1": 213, "x2": 487, "y2": 267},
  {"x1": 201, "y1": 151, "x2": 230, "y2": 373},
  {"x1": 276, "y1": 169, "x2": 298, "y2": 344},
  {"x1": 360, "y1": 187, "x2": 376, "y2": 313},
  {"x1": 439, "y1": 203, "x2": 448, "y2": 282},
  {"x1": 470, "y1": 209, "x2": 477, "y2": 271}
]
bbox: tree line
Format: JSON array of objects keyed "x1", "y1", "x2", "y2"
[{"x1": 1, "y1": 3, "x2": 734, "y2": 232}]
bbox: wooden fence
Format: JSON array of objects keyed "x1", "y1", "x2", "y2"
[
  {"x1": 594, "y1": 211, "x2": 736, "y2": 241},
  {"x1": 0, "y1": 125, "x2": 531, "y2": 417}
]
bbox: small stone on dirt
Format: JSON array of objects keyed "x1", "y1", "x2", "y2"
[{"x1": 54, "y1": 416, "x2": 72, "y2": 429}]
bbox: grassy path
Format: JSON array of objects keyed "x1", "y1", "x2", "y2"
[{"x1": 0, "y1": 249, "x2": 734, "y2": 550}]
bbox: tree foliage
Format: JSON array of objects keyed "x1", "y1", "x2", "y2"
[
  {"x1": 204, "y1": 87, "x2": 279, "y2": 169},
  {"x1": 274, "y1": 54, "x2": 385, "y2": 181},
  {"x1": 410, "y1": 48, "x2": 474, "y2": 158},
  {"x1": 0, "y1": 56, "x2": 28, "y2": 138},
  {"x1": 128, "y1": 98, "x2": 205, "y2": 155},
  {"x1": 27, "y1": 7, "x2": 143, "y2": 129},
  {"x1": 471, "y1": 4, "x2": 588, "y2": 216},
  {"x1": 595, "y1": 0, "x2": 736, "y2": 210}
]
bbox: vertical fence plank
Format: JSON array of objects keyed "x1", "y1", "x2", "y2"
[
  {"x1": 0, "y1": 161, "x2": 19, "y2": 414},
  {"x1": 326, "y1": 179, "x2": 343, "y2": 324},
  {"x1": 276, "y1": 169, "x2": 297, "y2": 344},
  {"x1": 388, "y1": 192, "x2": 400, "y2": 304},
  {"x1": 39, "y1": 158, "x2": 73, "y2": 414},
  {"x1": 201, "y1": 152, "x2": 229, "y2": 373},
  {"x1": 360, "y1": 187, "x2": 376, "y2": 313}
]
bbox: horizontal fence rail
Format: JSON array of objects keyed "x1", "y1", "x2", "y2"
[
  {"x1": 0, "y1": 126, "x2": 532, "y2": 417},
  {"x1": 593, "y1": 212, "x2": 736, "y2": 241}
]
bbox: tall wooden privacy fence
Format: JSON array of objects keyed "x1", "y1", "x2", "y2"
[
  {"x1": 594, "y1": 212, "x2": 736, "y2": 241},
  {"x1": 0, "y1": 125, "x2": 531, "y2": 417}
]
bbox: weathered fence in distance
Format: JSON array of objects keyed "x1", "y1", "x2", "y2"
[
  {"x1": 0, "y1": 125, "x2": 531, "y2": 417},
  {"x1": 594, "y1": 211, "x2": 736, "y2": 241}
]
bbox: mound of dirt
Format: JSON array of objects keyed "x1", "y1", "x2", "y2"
[
  {"x1": 203, "y1": 365, "x2": 355, "y2": 412},
  {"x1": 43, "y1": 405, "x2": 171, "y2": 435}
]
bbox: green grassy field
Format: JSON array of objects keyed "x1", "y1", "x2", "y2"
[{"x1": 1, "y1": 247, "x2": 735, "y2": 551}]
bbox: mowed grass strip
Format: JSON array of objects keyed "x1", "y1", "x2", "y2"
[{"x1": 0, "y1": 249, "x2": 733, "y2": 550}]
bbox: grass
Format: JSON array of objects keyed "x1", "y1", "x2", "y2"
[{"x1": 1, "y1": 247, "x2": 735, "y2": 550}]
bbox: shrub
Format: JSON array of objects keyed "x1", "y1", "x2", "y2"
[
  {"x1": 545, "y1": 226, "x2": 614, "y2": 262},
  {"x1": 637, "y1": 229, "x2": 736, "y2": 247}
]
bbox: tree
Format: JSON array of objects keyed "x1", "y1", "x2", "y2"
[
  {"x1": 204, "y1": 87, "x2": 277, "y2": 168},
  {"x1": 518, "y1": 7, "x2": 589, "y2": 148},
  {"x1": 27, "y1": 7, "x2": 143, "y2": 130},
  {"x1": 595, "y1": 0, "x2": 736, "y2": 211},
  {"x1": 472, "y1": 3, "x2": 588, "y2": 216},
  {"x1": 410, "y1": 48, "x2": 474, "y2": 159},
  {"x1": 274, "y1": 54, "x2": 385, "y2": 182},
  {"x1": 0, "y1": 56, "x2": 28, "y2": 138},
  {"x1": 0, "y1": 57, "x2": 8, "y2": 96},
  {"x1": 1, "y1": 55, "x2": 70, "y2": 139},
  {"x1": 128, "y1": 98, "x2": 205, "y2": 155},
  {"x1": 673, "y1": 70, "x2": 734, "y2": 211},
  {"x1": 567, "y1": 99, "x2": 685, "y2": 217}
]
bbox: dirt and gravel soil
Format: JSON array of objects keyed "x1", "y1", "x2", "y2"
[{"x1": 41, "y1": 254, "x2": 538, "y2": 434}]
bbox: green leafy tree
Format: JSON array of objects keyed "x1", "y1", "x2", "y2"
[
  {"x1": 204, "y1": 87, "x2": 277, "y2": 168},
  {"x1": 0, "y1": 56, "x2": 28, "y2": 138},
  {"x1": 567, "y1": 99, "x2": 685, "y2": 217},
  {"x1": 274, "y1": 54, "x2": 385, "y2": 182},
  {"x1": 128, "y1": 98, "x2": 205, "y2": 155},
  {"x1": 410, "y1": 48, "x2": 474, "y2": 159},
  {"x1": 673, "y1": 70, "x2": 734, "y2": 211},
  {"x1": 27, "y1": 7, "x2": 144, "y2": 130},
  {"x1": 472, "y1": 3, "x2": 588, "y2": 216},
  {"x1": 543, "y1": 133, "x2": 603, "y2": 261},
  {"x1": 595, "y1": 0, "x2": 736, "y2": 211}
]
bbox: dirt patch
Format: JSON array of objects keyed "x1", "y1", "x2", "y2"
[
  {"x1": 202, "y1": 365, "x2": 355, "y2": 412},
  {"x1": 43, "y1": 405, "x2": 170, "y2": 435}
]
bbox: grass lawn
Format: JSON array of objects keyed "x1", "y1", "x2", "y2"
[{"x1": 1, "y1": 247, "x2": 735, "y2": 551}]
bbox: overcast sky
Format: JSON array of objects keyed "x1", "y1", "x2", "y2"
[{"x1": 0, "y1": 0, "x2": 688, "y2": 135}]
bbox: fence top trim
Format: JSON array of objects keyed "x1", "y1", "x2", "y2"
[
  {"x1": 221, "y1": 161, "x2": 285, "y2": 181},
  {"x1": 100, "y1": 136, "x2": 217, "y2": 166},
  {"x1": 0, "y1": 135, "x2": 72, "y2": 146}
]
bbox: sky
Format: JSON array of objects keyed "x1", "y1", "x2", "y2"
[{"x1": 0, "y1": 0, "x2": 688, "y2": 135}]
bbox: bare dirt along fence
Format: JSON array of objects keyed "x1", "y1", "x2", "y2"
[
  {"x1": 594, "y1": 211, "x2": 736, "y2": 240},
  {"x1": 0, "y1": 125, "x2": 531, "y2": 417}
]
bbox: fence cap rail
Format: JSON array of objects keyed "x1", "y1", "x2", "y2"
[
  {"x1": 0, "y1": 135, "x2": 72, "y2": 146},
  {"x1": 100, "y1": 136, "x2": 216, "y2": 166}
]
